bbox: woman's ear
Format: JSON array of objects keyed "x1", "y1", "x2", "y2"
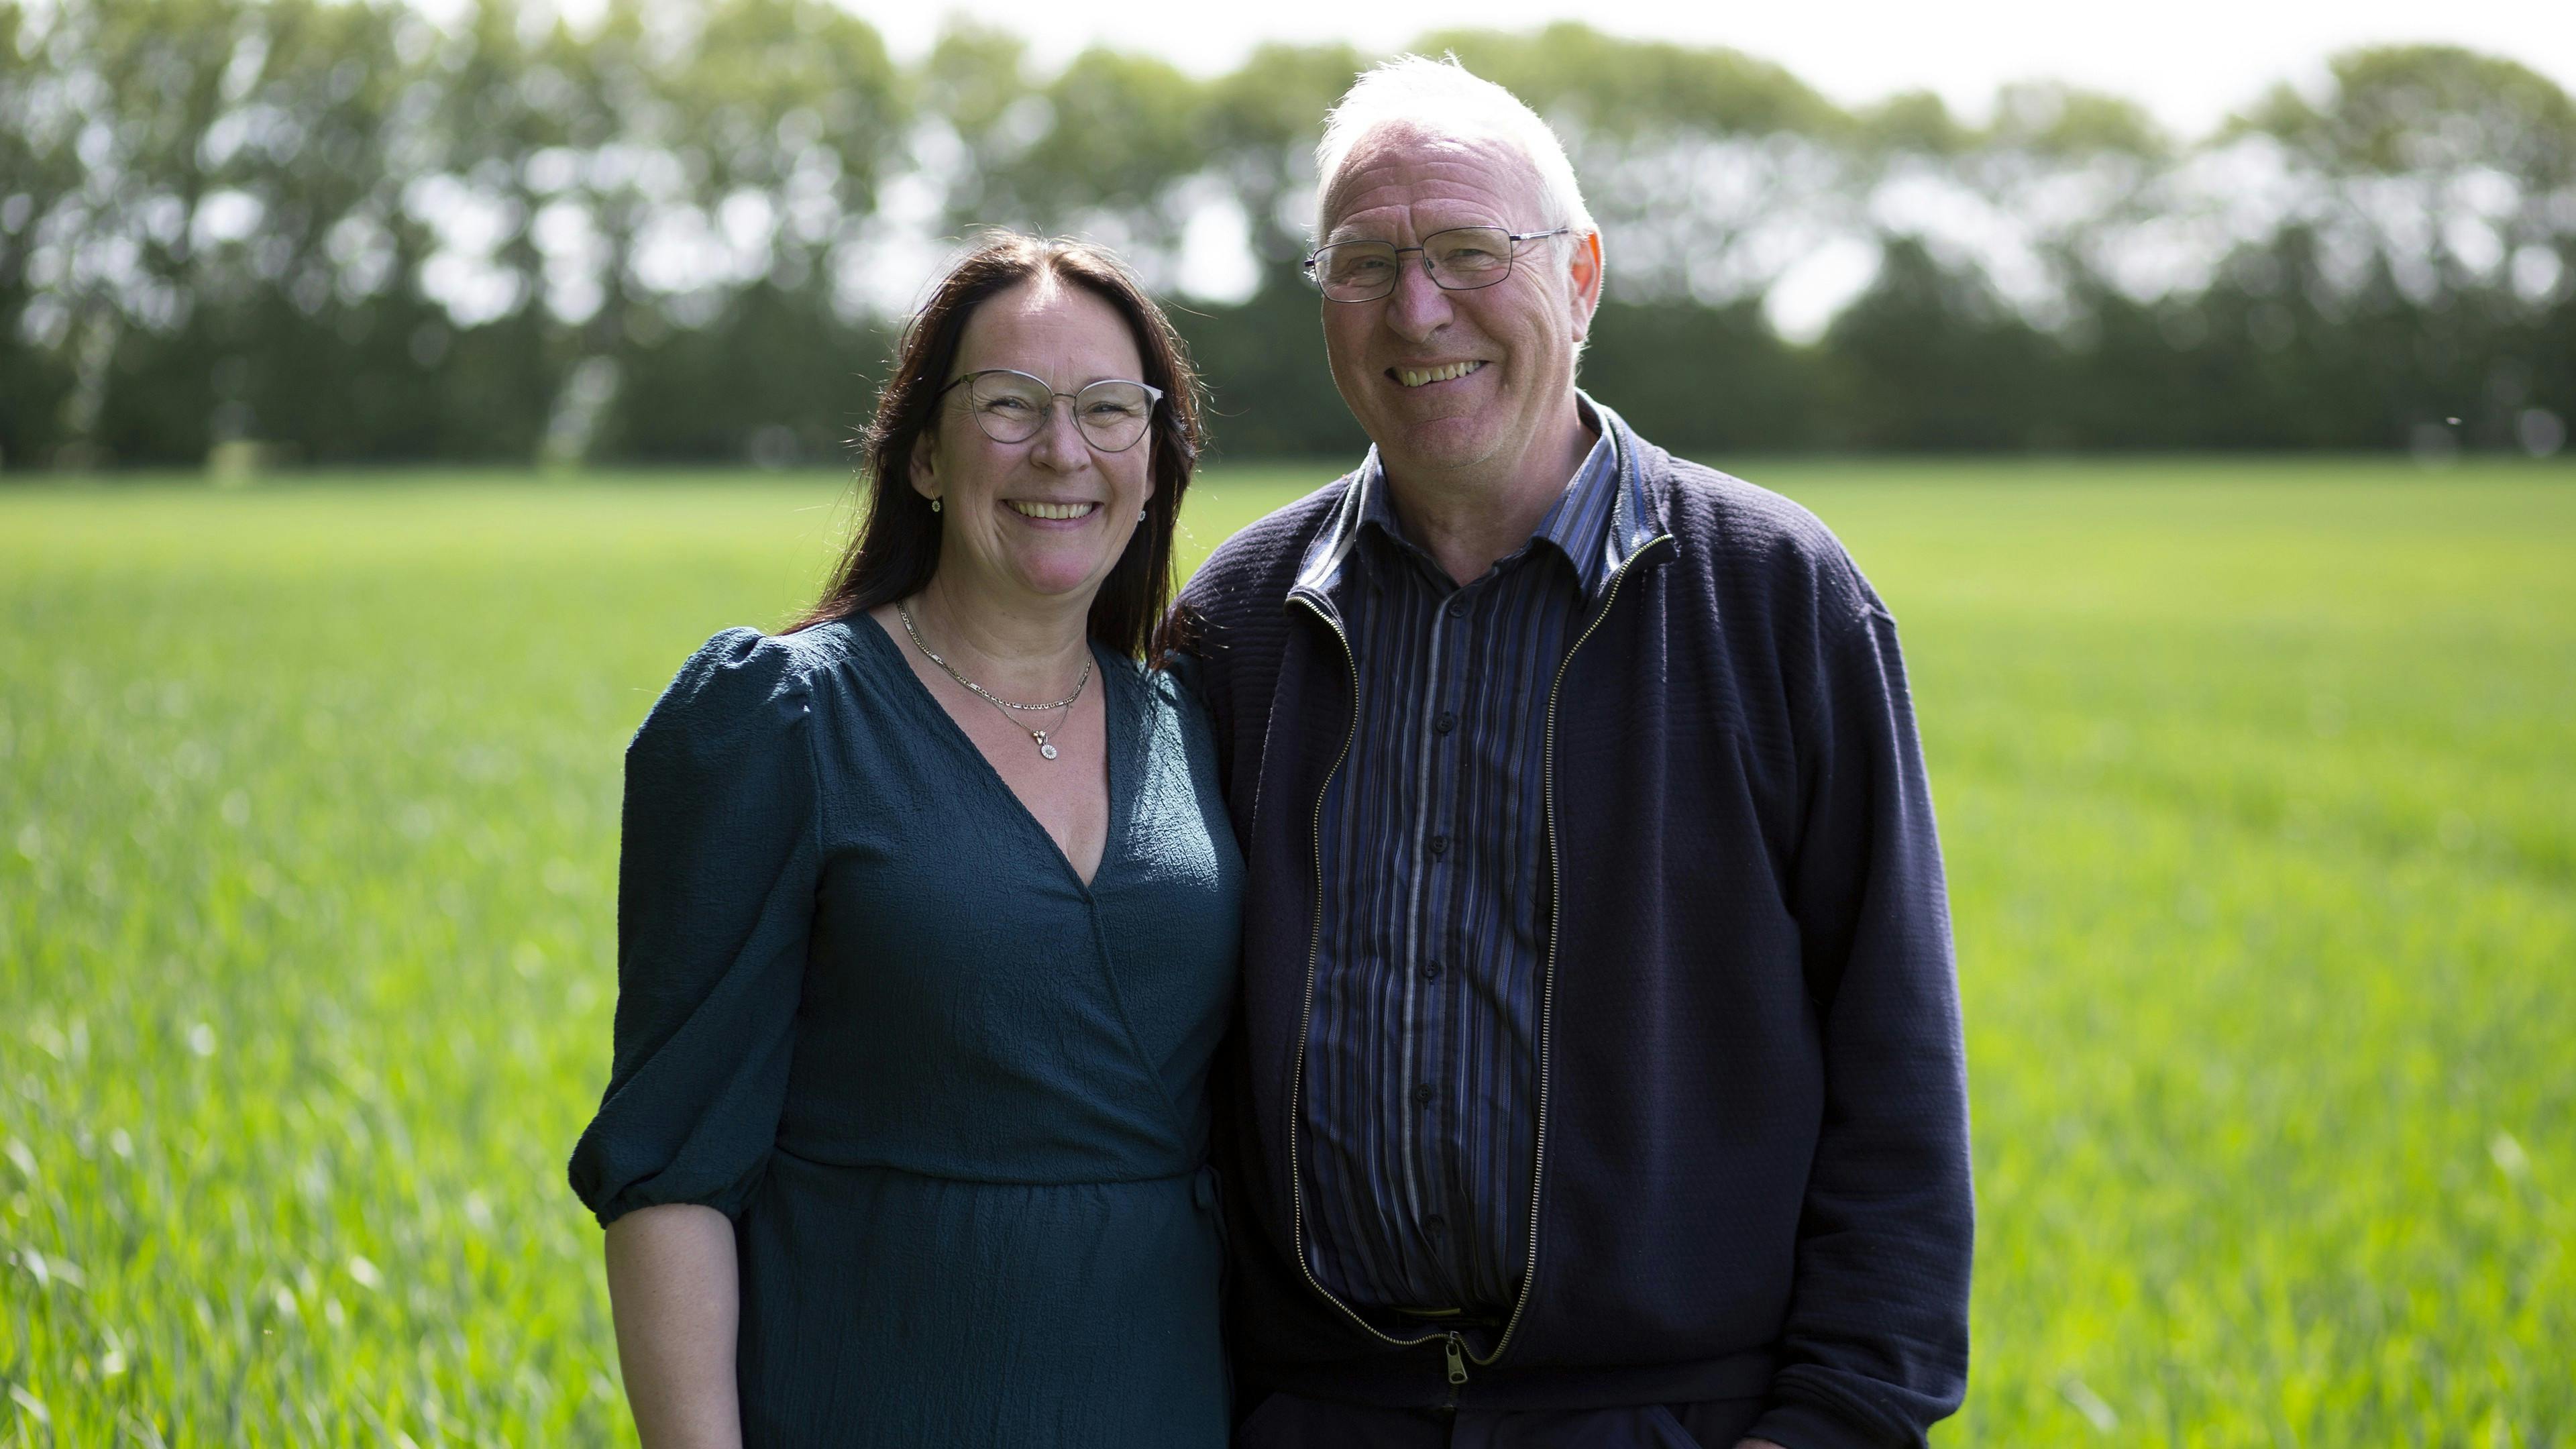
[{"x1": 908, "y1": 439, "x2": 939, "y2": 504}]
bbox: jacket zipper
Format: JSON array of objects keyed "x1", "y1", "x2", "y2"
[
  {"x1": 1472, "y1": 532, "x2": 1672, "y2": 1373},
  {"x1": 1279, "y1": 535, "x2": 1672, "y2": 1388},
  {"x1": 1282, "y1": 596, "x2": 1442, "y2": 1360}
]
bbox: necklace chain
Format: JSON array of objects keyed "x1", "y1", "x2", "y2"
[{"x1": 897, "y1": 599, "x2": 1091, "y2": 760}]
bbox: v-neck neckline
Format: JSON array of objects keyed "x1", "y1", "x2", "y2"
[{"x1": 855, "y1": 614, "x2": 1132, "y2": 896}]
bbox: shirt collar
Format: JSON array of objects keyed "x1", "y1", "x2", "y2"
[{"x1": 1305, "y1": 392, "x2": 1633, "y2": 605}]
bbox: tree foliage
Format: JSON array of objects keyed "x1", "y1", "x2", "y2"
[{"x1": 2, "y1": 6, "x2": 2569, "y2": 469}]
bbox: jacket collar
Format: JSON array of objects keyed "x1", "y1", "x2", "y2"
[{"x1": 1289, "y1": 391, "x2": 1668, "y2": 613}]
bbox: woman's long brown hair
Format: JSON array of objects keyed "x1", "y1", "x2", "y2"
[{"x1": 783, "y1": 233, "x2": 1205, "y2": 659}]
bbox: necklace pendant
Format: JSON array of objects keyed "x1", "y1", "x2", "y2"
[{"x1": 1035, "y1": 732, "x2": 1058, "y2": 761}]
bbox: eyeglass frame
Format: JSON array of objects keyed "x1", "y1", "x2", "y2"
[
  {"x1": 1301, "y1": 225, "x2": 1578, "y2": 303},
  {"x1": 934, "y1": 368, "x2": 1167, "y2": 453}
]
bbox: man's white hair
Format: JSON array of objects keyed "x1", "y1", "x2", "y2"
[{"x1": 1312, "y1": 54, "x2": 1597, "y2": 247}]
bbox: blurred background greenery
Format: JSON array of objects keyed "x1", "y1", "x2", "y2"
[
  {"x1": 5, "y1": 464, "x2": 2571, "y2": 1444},
  {"x1": 6, "y1": 3, "x2": 2576, "y2": 1444},
  {"x1": 2, "y1": 0, "x2": 2572, "y2": 472}
]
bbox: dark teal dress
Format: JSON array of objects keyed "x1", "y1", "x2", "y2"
[{"x1": 568, "y1": 619, "x2": 1242, "y2": 1446}]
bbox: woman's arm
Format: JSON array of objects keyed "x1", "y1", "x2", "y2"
[{"x1": 604, "y1": 1203, "x2": 743, "y2": 1449}]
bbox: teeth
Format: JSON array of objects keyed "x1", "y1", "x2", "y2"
[
  {"x1": 1396, "y1": 360, "x2": 1483, "y2": 388},
  {"x1": 1006, "y1": 500, "x2": 1098, "y2": 521}
]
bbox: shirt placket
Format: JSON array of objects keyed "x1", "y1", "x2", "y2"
[{"x1": 1402, "y1": 575, "x2": 1477, "y2": 1301}]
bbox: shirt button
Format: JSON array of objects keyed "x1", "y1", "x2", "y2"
[
  {"x1": 1428, "y1": 835, "x2": 1448, "y2": 857},
  {"x1": 1423, "y1": 1214, "x2": 1448, "y2": 1238},
  {"x1": 1423, "y1": 959, "x2": 1444, "y2": 981},
  {"x1": 1445, "y1": 598, "x2": 1468, "y2": 619},
  {"x1": 1413, "y1": 1083, "x2": 1436, "y2": 1107},
  {"x1": 1434, "y1": 711, "x2": 1456, "y2": 735}
]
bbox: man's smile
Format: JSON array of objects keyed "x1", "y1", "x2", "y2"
[{"x1": 1389, "y1": 360, "x2": 1487, "y2": 388}]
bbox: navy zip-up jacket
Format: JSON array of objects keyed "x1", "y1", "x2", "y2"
[{"x1": 1173, "y1": 407, "x2": 1973, "y2": 1449}]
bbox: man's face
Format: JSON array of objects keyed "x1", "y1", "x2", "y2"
[{"x1": 1317, "y1": 123, "x2": 1601, "y2": 480}]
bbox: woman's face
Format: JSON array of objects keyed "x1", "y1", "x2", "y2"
[{"x1": 911, "y1": 277, "x2": 1156, "y2": 610}]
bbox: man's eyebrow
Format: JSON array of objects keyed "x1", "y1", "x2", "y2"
[{"x1": 1324, "y1": 215, "x2": 1505, "y2": 247}]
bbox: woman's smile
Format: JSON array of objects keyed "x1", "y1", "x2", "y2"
[{"x1": 1003, "y1": 498, "x2": 1103, "y2": 526}]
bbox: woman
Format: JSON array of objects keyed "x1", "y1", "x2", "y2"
[{"x1": 567, "y1": 233, "x2": 1241, "y2": 1446}]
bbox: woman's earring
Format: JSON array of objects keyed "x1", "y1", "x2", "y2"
[
  {"x1": 930, "y1": 497, "x2": 941, "y2": 513},
  {"x1": 1138, "y1": 506, "x2": 1146, "y2": 521}
]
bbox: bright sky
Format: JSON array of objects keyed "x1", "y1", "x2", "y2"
[{"x1": 859, "y1": 0, "x2": 2576, "y2": 137}]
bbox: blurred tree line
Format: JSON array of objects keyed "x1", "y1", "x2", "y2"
[{"x1": 4, "y1": 0, "x2": 2572, "y2": 470}]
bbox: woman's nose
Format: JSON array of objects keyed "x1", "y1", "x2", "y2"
[{"x1": 1027, "y1": 395, "x2": 1090, "y2": 468}]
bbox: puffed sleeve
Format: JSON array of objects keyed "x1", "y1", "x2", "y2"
[{"x1": 567, "y1": 627, "x2": 818, "y2": 1227}]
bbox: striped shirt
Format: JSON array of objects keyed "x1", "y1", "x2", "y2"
[{"x1": 1297, "y1": 406, "x2": 1636, "y2": 1314}]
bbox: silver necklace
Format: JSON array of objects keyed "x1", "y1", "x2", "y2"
[{"x1": 897, "y1": 599, "x2": 1091, "y2": 761}]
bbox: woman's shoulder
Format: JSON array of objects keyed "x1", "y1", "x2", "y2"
[
  {"x1": 1133, "y1": 653, "x2": 1220, "y2": 748},
  {"x1": 674, "y1": 619, "x2": 868, "y2": 692},
  {"x1": 1139, "y1": 659, "x2": 1191, "y2": 709},
  {"x1": 633, "y1": 622, "x2": 862, "y2": 758}
]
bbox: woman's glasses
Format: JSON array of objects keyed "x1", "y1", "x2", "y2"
[{"x1": 938, "y1": 369, "x2": 1164, "y2": 453}]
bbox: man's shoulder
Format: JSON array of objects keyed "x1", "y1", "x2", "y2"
[
  {"x1": 1636, "y1": 439, "x2": 1846, "y2": 566},
  {"x1": 1629, "y1": 435, "x2": 1880, "y2": 621},
  {"x1": 1179, "y1": 471, "x2": 1355, "y2": 622}
]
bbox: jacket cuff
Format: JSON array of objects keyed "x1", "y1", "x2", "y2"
[{"x1": 1742, "y1": 1398, "x2": 1897, "y2": 1449}]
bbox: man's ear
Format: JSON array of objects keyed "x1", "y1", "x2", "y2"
[{"x1": 1566, "y1": 230, "x2": 1605, "y2": 345}]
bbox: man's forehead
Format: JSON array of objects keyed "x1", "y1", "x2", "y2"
[{"x1": 1322, "y1": 124, "x2": 1545, "y2": 239}]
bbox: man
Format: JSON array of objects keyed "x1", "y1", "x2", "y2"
[{"x1": 1173, "y1": 56, "x2": 1973, "y2": 1449}]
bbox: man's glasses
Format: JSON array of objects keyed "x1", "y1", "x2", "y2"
[
  {"x1": 938, "y1": 369, "x2": 1165, "y2": 453},
  {"x1": 1302, "y1": 225, "x2": 1575, "y2": 303}
]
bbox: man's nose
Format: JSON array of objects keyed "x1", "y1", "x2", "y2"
[{"x1": 1382, "y1": 256, "x2": 1453, "y2": 339}]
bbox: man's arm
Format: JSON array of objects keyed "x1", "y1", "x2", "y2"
[{"x1": 1747, "y1": 583, "x2": 1974, "y2": 1449}]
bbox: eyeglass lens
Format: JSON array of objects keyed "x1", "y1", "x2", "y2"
[
  {"x1": 965, "y1": 372, "x2": 1156, "y2": 451},
  {"x1": 1313, "y1": 227, "x2": 1518, "y2": 301}
]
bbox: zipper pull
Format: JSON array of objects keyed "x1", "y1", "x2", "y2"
[{"x1": 1444, "y1": 1332, "x2": 1468, "y2": 1386}]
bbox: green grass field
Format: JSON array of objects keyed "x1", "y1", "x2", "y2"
[{"x1": 4, "y1": 458, "x2": 2572, "y2": 1446}]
